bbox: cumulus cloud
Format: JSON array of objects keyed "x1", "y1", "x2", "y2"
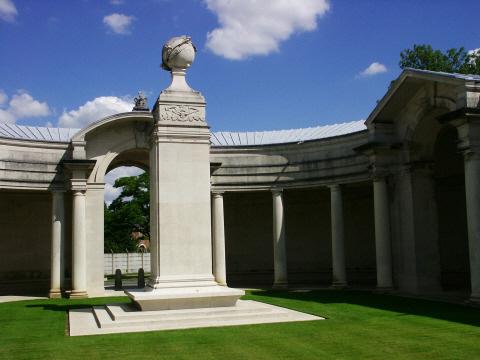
[
  {"x1": 0, "y1": 89, "x2": 7, "y2": 106},
  {"x1": 468, "y1": 48, "x2": 480, "y2": 56},
  {"x1": 104, "y1": 166, "x2": 144, "y2": 205},
  {"x1": 205, "y1": 0, "x2": 330, "y2": 60},
  {"x1": 103, "y1": 13, "x2": 135, "y2": 34},
  {"x1": 358, "y1": 62, "x2": 388, "y2": 77},
  {"x1": 0, "y1": 0, "x2": 17, "y2": 23},
  {"x1": 0, "y1": 90, "x2": 51, "y2": 124},
  {"x1": 58, "y1": 96, "x2": 132, "y2": 128}
]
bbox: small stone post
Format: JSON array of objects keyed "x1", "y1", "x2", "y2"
[
  {"x1": 115, "y1": 269, "x2": 122, "y2": 290},
  {"x1": 138, "y1": 268, "x2": 145, "y2": 288}
]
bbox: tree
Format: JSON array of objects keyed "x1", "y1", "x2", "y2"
[
  {"x1": 104, "y1": 172, "x2": 150, "y2": 253},
  {"x1": 399, "y1": 44, "x2": 480, "y2": 75}
]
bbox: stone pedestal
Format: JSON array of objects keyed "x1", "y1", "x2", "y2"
[{"x1": 126, "y1": 41, "x2": 243, "y2": 309}]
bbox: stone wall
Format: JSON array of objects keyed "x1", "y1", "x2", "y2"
[
  {"x1": 0, "y1": 191, "x2": 52, "y2": 294},
  {"x1": 104, "y1": 252, "x2": 151, "y2": 275}
]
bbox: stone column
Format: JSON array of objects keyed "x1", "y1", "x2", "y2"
[
  {"x1": 71, "y1": 189, "x2": 87, "y2": 298},
  {"x1": 330, "y1": 184, "x2": 347, "y2": 287},
  {"x1": 212, "y1": 191, "x2": 227, "y2": 286},
  {"x1": 373, "y1": 177, "x2": 393, "y2": 289},
  {"x1": 272, "y1": 189, "x2": 287, "y2": 288},
  {"x1": 463, "y1": 151, "x2": 480, "y2": 302},
  {"x1": 49, "y1": 190, "x2": 65, "y2": 298}
]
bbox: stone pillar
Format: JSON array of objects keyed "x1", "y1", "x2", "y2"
[
  {"x1": 330, "y1": 184, "x2": 347, "y2": 287},
  {"x1": 71, "y1": 189, "x2": 87, "y2": 298},
  {"x1": 272, "y1": 189, "x2": 287, "y2": 288},
  {"x1": 212, "y1": 191, "x2": 227, "y2": 286},
  {"x1": 125, "y1": 36, "x2": 244, "y2": 310},
  {"x1": 373, "y1": 177, "x2": 393, "y2": 289},
  {"x1": 49, "y1": 190, "x2": 65, "y2": 298},
  {"x1": 463, "y1": 151, "x2": 480, "y2": 302}
]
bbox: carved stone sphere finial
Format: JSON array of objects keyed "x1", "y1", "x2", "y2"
[
  {"x1": 133, "y1": 91, "x2": 149, "y2": 111},
  {"x1": 161, "y1": 35, "x2": 196, "y2": 72}
]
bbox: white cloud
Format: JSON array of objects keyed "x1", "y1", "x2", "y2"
[
  {"x1": 0, "y1": 90, "x2": 51, "y2": 124},
  {"x1": 9, "y1": 91, "x2": 50, "y2": 118},
  {"x1": 358, "y1": 62, "x2": 388, "y2": 77},
  {"x1": 103, "y1": 13, "x2": 135, "y2": 34},
  {"x1": 0, "y1": 0, "x2": 17, "y2": 23},
  {"x1": 58, "y1": 96, "x2": 132, "y2": 128},
  {"x1": 110, "y1": 0, "x2": 125, "y2": 4},
  {"x1": 0, "y1": 109, "x2": 15, "y2": 123},
  {"x1": 0, "y1": 89, "x2": 7, "y2": 106},
  {"x1": 104, "y1": 166, "x2": 144, "y2": 205},
  {"x1": 468, "y1": 48, "x2": 480, "y2": 56},
  {"x1": 205, "y1": 0, "x2": 330, "y2": 60}
]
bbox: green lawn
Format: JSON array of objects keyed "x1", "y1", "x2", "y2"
[{"x1": 0, "y1": 290, "x2": 479, "y2": 360}]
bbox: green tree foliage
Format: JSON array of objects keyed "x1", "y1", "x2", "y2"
[
  {"x1": 399, "y1": 44, "x2": 480, "y2": 75},
  {"x1": 104, "y1": 172, "x2": 149, "y2": 253}
]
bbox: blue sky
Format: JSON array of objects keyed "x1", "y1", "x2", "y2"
[{"x1": 0, "y1": 0, "x2": 479, "y2": 132}]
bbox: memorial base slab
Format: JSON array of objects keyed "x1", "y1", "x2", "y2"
[
  {"x1": 125, "y1": 285, "x2": 245, "y2": 311},
  {"x1": 68, "y1": 300, "x2": 323, "y2": 336}
]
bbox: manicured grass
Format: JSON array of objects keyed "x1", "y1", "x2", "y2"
[{"x1": 0, "y1": 290, "x2": 479, "y2": 359}]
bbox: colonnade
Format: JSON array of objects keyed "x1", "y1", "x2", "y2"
[
  {"x1": 48, "y1": 164, "x2": 477, "y2": 303},
  {"x1": 209, "y1": 181, "x2": 393, "y2": 290}
]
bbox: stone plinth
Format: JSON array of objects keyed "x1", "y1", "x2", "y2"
[{"x1": 125, "y1": 286, "x2": 244, "y2": 311}]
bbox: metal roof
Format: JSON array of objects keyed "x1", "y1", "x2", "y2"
[
  {"x1": 210, "y1": 120, "x2": 366, "y2": 146},
  {"x1": 0, "y1": 120, "x2": 366, "y2": 146},
  {"x1": 404, "y1": 68, "x2": 480, "y2": 81},
  {"x1": 0, "y1": 123, "x2": 80, "y2": 142}
]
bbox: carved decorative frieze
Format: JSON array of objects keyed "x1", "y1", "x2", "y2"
[{"x1": 159, "y1": 104, "x2": 205, "y2": 123}]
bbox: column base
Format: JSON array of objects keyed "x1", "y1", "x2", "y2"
[
  {"x1": 468, "y1": 295, "x2": 480, "y2": 307},
  {"x1": 331, "y1": 281, "x2": 348, "y2": 289},
  {"x1": 48, "y1": 289, "x2": 62, "y2": 299},
  {"x1": 272, "y1": 282, "x2": 288, "y2": 290},
  {"x1": 69, "y1": 290, "x2": 88, "y2": 299},
  {"x1": 374, "y1": 286, "x2": 393, "y2": 294}
]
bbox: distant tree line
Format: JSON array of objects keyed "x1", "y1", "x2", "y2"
[{"x1": 399, "y1": 44, "x2": 480, "y2": 75}]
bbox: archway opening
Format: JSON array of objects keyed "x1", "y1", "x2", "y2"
[{"x1": 103, "y1": 160, "x2": 150, "y2": 290}]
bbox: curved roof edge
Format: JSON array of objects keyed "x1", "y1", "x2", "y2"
[{"x1": 0, "y1": 119, "x2": 367, "y2": 146}]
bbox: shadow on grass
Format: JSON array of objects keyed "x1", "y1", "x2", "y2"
[
  {"x1": 249, "y1": 289, "x2": 480, "y2": 327},
  {"x1": 25, "y1": 297, "x2": 129, "y2": 312}
]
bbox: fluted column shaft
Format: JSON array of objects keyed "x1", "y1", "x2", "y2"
[
  {"x1": 272, "y1": 190, "x2": 287, "y2": 288},
  {"x1": 49, "y1": 191, "x2": 65, "y2": 298},
  {"x1": 330, "y1": 184, "x2": 347, "y2": 287},
  {"x1": 212, "y1": 192, "x2": 227, "y2": 286},
  {"x1": 71, "y1": 190, "x2": 87, "y2": 298},
  {"x1": 373, "y1": 177, "x2": 393, "y2": 289}
]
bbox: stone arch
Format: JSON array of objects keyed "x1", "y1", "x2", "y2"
[{"x1": 72, "y1": 112, "x2": 153, "y2": 296}]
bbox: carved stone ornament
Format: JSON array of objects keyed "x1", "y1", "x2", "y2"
[
  {"x1": 133, "y1": 91, "x2": 149, "y2": 111},
  {"x1": 160, "y1": 105, "x2": 204, "y2": 123}
]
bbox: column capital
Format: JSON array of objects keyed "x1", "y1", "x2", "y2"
[
  {"x1": 211, "y1": 190, "x2": 225, "y2": 198},
  {"x1": 271, "y1": 188, "x2": 283, "y2": 196},
  {"x1": 329, "y1": 184, "x2": 342, "y2": 191}
]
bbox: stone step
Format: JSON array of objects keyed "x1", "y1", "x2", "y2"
[
  {"x1": 105, "y1": 300, "x2": 275, "y2": 321},
  {"x1": 93, "y1": 302, "x2": 292, "y2": 329},
  {"x1": 70, "y1": 300, "x2": 323, "y2": 336}
]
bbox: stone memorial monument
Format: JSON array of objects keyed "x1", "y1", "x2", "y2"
[{"x1": 125, "y1": 36, "x2": 244, "y2": 311}]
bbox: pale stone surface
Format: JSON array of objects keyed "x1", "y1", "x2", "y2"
[
  {"x1": 212, "y1": 192, "x2": 227, "y2": 286},
  {"x1": 373, "y1": 178, "x2": 393, "y2": 289},
  {"x1": 68, "y1": 300, "x2": 323, "y2": 336},
  {"x1": 272, "y1": 190, "x2": 287, "y2": 288},
  {"x1": 49, "y1": 190, "x2": 65, "y2": 298}
]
